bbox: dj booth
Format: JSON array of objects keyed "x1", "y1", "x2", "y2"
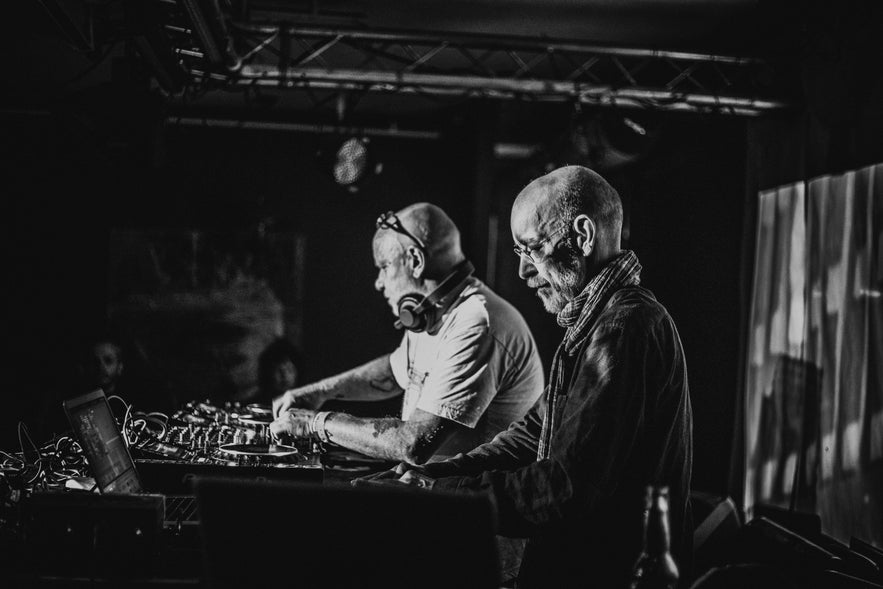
[
  {"x1": 3, "y1": 392, "x2": 499, "y2": 589},
  {"x1": 5, "y1": 391, "x2": 882, "y2": 589},
  {"x1": 9, "y1": 471, "x2": 498, "y2": 589}
]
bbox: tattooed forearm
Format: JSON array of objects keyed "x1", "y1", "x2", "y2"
[
  {"x1": 322, "y1": 408, "x2": 456, "y2": 463},
  {"x1": 304, "y1": 356, "x2": 400, "y2": 403},
  {"x1": 371, "y1": 419, "x2": 399, "y2": 438}
]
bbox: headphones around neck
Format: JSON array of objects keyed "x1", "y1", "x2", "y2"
[{"x1": 394, "y1": 260, "x2": 475, "y2": 332}]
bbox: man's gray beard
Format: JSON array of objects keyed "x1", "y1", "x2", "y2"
[{"x1": 539, "y1": 246, "x2": 584, "y2": 314}]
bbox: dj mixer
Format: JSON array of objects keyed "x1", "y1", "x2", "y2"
[{"x1": 128, "y1": 400, "x2": 324, "y2": 492}]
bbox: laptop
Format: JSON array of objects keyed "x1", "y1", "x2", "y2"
[
  {"x1": 193, "y1": 475, "x2": 502, "y2": 589},
  {"x1": 62, "y1": 388, "x2": 198, "y2": 523}
]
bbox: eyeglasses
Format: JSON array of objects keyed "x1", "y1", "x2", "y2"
[
  {"x1": 513, "y1": 224, "x2": 570, "y2": 264},
  {"x1": 376, "y1": 211, "x2": 427, "y2": 251}
]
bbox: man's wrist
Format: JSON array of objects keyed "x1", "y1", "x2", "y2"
[{"x1": 310, "y1": 411, "x2": 334, "y2": 444}]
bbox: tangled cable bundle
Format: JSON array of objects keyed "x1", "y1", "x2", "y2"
[{"x1": 0, "y1": 395, "x2": 168, "y2": 494}]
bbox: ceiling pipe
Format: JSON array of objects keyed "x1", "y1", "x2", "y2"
[
  {"x1": 232, "y1": 22, "x2": 765, "y2": 65},
  {"x1": 228, "y1": 65, "x2": 787, "y2": 114},
  {"x1": 179, "y1": 0, "x2": 243, "y2": 72},
  {"x1": 207, "y1": 0, "x2": 243, "y2": 72},
  {"x1": 165, "y1": 116, "x2": 441, "y2": 140},
  {"x1": 178, "y1": 0, "x2": 223, "y2": 65}
]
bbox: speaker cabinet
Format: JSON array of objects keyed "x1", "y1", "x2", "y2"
[{"x1": 22, "y1": 491, "x2": 164, "y2": 578}]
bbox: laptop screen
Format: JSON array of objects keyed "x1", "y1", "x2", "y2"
[{"x1": 63, "y1": 389, "x2": 143, "y2": 494}]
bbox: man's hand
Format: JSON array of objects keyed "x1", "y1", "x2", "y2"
[
  {"x1": 272, "y1": 387, "x2": 324, "y2": 418},
  {"x1": 350, "y1": 463, "x2": 409, "y2": 487},
  {"x1": 270, "y1": 408, "x2": 317, "y2": 440},
  {"x1": 398, "y1": 470, "x2": 436, "y2": 490},
  {"x1": 350, "y1": 463, "x2": 436, "y2": 490}
]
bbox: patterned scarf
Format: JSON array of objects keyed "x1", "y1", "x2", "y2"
[{"x1": 536, "y1": 250, "x2": 642, "y2": 460}]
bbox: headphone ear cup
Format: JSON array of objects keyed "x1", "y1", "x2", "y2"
[
  {"x1": 397, "y1": 294, "x2": 427, "y2": 332},
  {"x1": 393, "y1": 261, "x2": 474, "y2": 333}
]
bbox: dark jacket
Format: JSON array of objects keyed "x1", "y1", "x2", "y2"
[{"x1": 423, "y1": 286, "x2": 693, "y2": 588}]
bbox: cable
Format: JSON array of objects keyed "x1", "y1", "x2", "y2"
[
  {"x1": 17, "y1": 423, "x2": 40, "y2": 465},
  {"x1": 3, "y1": 427, "x2": 95, "y2": 493},
  {"x1": 106, "y1": 395, "x2": 129, "y2": 413},
  {"x1": 0, "y1": 449, "x2": 25, "y2": 467},
  {"x1": 123, "y1": 403, "x2": 134, "y2": 446},
  {"x1": 107, "y1": 395, "x2": 136, "y2": 445}
]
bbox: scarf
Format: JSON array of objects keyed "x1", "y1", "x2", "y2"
[{"x1": 536, "y1": 250, "x2": 642, "y2": 460}]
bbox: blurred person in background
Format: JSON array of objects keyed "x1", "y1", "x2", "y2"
[{"x1": 251, "y1": 337, "x2": 303, "y2": 407}]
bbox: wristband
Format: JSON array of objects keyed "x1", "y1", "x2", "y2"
[
  {"x1": 308, "y1": 411, "x2": 322, "y2": 436},
  {"x1": 311, "y1": 411, "x2": 333, "y2": 444}
]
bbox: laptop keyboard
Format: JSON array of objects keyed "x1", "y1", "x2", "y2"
[{"x1": 164, "y1": 494, "x2": 199, "y2": 523}]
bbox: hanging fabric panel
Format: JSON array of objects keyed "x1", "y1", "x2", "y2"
[{"x1": 744, "y1": 162, "x2": 883, "y2": 547}]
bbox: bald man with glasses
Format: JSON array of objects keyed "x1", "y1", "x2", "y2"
[
  {"x1": 368, "y1": 167, "x2": 693, "y2": 589},
  {"x1": 271, "y1": 202, "x2": 544, "y2": 468}
]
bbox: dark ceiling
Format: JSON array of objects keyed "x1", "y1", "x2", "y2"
[
  {"x1": 5, "y1": 0, "x2": 799, "y2": 121},
  {"x1": 239, "y1": 0, "x2": 765, "y2": 49}
]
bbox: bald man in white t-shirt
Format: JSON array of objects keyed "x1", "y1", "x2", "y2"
[{"x1": 271, "y1": 202, "x2": 544, "y2": 465}]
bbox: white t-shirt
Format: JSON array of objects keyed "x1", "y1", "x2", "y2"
[{"x1": 389, "y1": 278, "x2": 544, "y2": 460}]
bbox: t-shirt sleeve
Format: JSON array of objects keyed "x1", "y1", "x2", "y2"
[
  {"x1": 414, "y1": 315, "x2": 498, "y2": 428},
  {"x1": 388, "y1": 333, "x2": 410, "y2": 389}
]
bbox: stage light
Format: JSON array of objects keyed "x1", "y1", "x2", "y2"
[
  {"x1": 333, "y1": 137, "x2": 369, "y2": 187},
  {"x1": 332, "y1": 136, "x2": 383, "y2": 193},
  {"x1": 564, "y1": 109, "x2": 662, "y2": 170}
]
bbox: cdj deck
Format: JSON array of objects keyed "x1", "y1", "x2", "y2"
[{"x1": 129, "y1": 400, "x2": 324, "y2": 493}]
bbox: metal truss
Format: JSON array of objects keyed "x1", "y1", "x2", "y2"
[{"x1": 155, "y1": 0, "x2": 792, "y2": 116}]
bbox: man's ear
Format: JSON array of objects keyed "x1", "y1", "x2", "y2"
[
  {"x1": 572, "y1": 214, "x2": 596, "y2": 256},
  {"x1": 407, "y1": 246, "x2": 426, "y2": 278}
]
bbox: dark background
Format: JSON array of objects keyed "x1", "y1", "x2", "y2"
[
  {"x1": 3, "y1": 0, "x2": 882, "y2": 505},
  {"x1": 0, "y1": 93, "x2": 749, "y2": 498}
]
